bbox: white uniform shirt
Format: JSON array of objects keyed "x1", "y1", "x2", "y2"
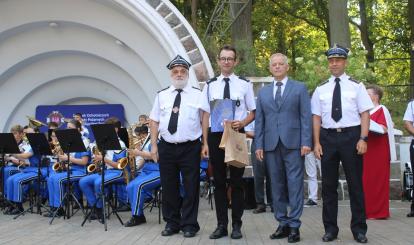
[
  {"x1": 403, "y1": 101, "x2": 414, "y2": 126},
  {"x1": 150, "y1": 83, "x2": 203, "y2": 143},
  {"x1": 311, "y1": 73, "x2": 373, "y2": 129},
  {"x1": 200, "y1": 73, "x2": 256, "y2": 121}
]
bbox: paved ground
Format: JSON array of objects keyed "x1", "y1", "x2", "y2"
[{"x1": 0, "y1": 200, "x2": 413, "y2": 245}]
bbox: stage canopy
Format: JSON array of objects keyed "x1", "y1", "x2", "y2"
[{"x1": 0, "y1": 0, "x2": 213, "y2": 131}]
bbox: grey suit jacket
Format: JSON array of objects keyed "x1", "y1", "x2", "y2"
[{"x1": 255, "y1": 78, "x2": 312, "y2": 151}]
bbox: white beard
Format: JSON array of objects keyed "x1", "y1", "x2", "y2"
[{"x1": 172, "y1": 78, "x2": 188, "y2": 89}]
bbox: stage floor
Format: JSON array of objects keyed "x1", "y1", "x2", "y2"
[{"x1": 0, "y1": 200, "x2": 413, "y2": 245}]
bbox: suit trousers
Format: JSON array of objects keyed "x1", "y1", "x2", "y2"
[
  {"x1": 208, "y1": 131, "x2": 245, "y2": 227},
  {"x1": 320, "y1": 126, "x2": 367, "y2": 236},
  {"x1": 158, "y1": 139, "x2": 201, "y2": 232},
  {"x1": 265, "y1": 142, "x2": 304, "y2": 228}
]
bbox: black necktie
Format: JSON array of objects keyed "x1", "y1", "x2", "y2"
[
  {"x1": 168, "y1": 89, "x2": 183, "y2": 134},
  {"x1": 275, "y1": 81, "x2": 283, "y2": 107},
  {"x1": 332, "y1": 77, "x2": 342, "y2": 122},
  {"x1": 223, "y1": 77, "x2": 230, "y2": 99}
]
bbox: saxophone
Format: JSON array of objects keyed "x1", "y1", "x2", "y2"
[
  {"x1": 51, "y1": 142, "x2": 67, "y2": 172},
  {"x1": 87, "y1": 145, "x2": 102, "y2": 173}
]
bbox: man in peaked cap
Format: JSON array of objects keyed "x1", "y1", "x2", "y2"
[
  {"x1": 149, "y1": 54, "x2": 206, "y2": 238},
  {"x1": 311, "y1": 44, "x2": 373, "y2": 243}
]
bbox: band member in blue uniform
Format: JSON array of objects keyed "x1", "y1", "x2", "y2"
[
  {"x1": 79, "y1": 117, "x2": 126, "y2": 219},
  {"x1": 4, "y1": 126, "x2": 41, "y2": 215},
  {"x1": 44, "y1": 120, "x2": 90, "y2": 217},
  {"x1": 124, "y1": 124, "x2": 160, "y2": 227}
]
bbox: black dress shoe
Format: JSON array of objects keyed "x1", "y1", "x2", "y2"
[
  {"x1": 407, "y1": 211, "x2": 414, "y2": 217},
  {"x1": 124, "y1": 215, "x2": 146, "y2": 227},
  {"x1": 209, "y1": 225, "x2": 228, "y2": 239},
  {"x1": 322, "y1": 233, "x2": 337, "y2": 242},
  {"x1": 288, "y1": 228, "x2": 300, "y2": 243},
  {"x1": 270, "y1": 225, "x2": 290, "y2": 239},
  {"x1": 354, "y1": 233, "x2": 368, "y2": 243},
  {"x1": 253, "y1": 204, "x2": 266, "y2": 214},
  {"x1": 231, "y1": 224, "x2": 242, "y2": 239},
  {"x1": 3, "y1": 206, "x2": 14, "y2": 215},
  {"x1": 183, "y1": 231, "x2": 196, "y2": 238},
  {"x1": 161, "y1": 227, "x2": 179, "y2": 236}
]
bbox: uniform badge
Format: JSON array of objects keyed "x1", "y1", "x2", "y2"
[
  {"x1": 172, "y1": 107, "x2": 180, "y2": 114},
  {"x1": 236, "y1": 99, "x2": 240, "y2": 107}
]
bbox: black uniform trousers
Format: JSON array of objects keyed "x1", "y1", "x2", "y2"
[
  {"x1": 320, "y1": 126, "x2": 367, "y2": 236},
  {"x1": 209, "y1": 130, "x2": 245, "y2": 228},
  {"x1": 158, "y1": 138, "x2": 201, "y2": 232},
  {"x1": 409, "y1": 140, "x2": 414, "y2": 211}
]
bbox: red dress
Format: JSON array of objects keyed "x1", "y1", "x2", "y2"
[{"x1": 363, "y1": 107, "x2": 390, "y2": 219}]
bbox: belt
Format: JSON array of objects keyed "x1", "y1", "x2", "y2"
[
  {"x1": 161, "y1": 138, "x2": 200, "y2": 145},
  {"x1": 322, "y1": 125, "x2": 360, "y2": 133}
]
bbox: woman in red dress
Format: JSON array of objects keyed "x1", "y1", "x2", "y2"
[{"x1": 363, "y1": 85, "x2": 396, "y2": 219}]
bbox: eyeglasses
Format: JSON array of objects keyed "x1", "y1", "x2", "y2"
[{"x1": 219, "y1": 57, "x2": 235, "y2": 62}]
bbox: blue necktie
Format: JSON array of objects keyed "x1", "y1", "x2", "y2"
[{"x1": 275, "y1": 81, "x2": 283, "y2": 107}]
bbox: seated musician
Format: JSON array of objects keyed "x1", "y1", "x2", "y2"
[
  {"x1": 73, "y1": 113, "x2": 90, "y2": 139},
  {"x1": 79, "y1": 117, "x2": 126, "y2": 220},
  {"x1": 124, "y1": 124, "x2": 161, "y2": 227},
  {"x1": 3, "y1": 125, "x2": 41, "y2": 215},
  {"x1": 44, "y1": 120, "x2": 91, "y2": 217}
]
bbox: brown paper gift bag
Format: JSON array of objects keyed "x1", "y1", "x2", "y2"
[{"x1": 219, "y1": 122, "x2": 249, "y2": 168}]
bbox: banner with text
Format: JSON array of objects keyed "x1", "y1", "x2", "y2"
[{"x1": 35, "y1": 104, "x2": 125, "y2": 141}]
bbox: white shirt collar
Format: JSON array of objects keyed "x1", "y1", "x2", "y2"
[
  {"x1": 218, "y1": 73, "x2": 236, "y2": 82},
  {"x1": 330, "y1": 73, "x2": 348, "y2": 82},
  {"x1": 169, "y1": 83, "x2": 191, "y2": 93},
  {"x1": 273, "y1": 76, "x2": 288, "y2": 86}
]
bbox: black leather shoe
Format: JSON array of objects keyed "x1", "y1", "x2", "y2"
[
  {"x1": 231, "y1": 224, "x2": 242, "y2": 239},
  {"x1": 407, "y1": 211, "x2": 414, "y2": 217},
  {"x1": 183, "y1": 231, "x2": 196, "y2": 238},
  {"x1": 124, "y1": 215, "x2": 146, "y2": 227},
  {"x1": 9, "y1": 207, "x2": 23, "y2": 215},
  {"x1": 288, "y1": 228, "x2": 300, "y2": 243},
  {"x1": 322, "y1": 233, "x2": 337, "y2": 242},
  {"x1": 3, "y1": 206, "x2": 14, "y2": 215},
  {"x1": 209, "y1": 225, "x2": 228, "y2": 239},
  {"x1": 161, "y1": 227, "x2": 179, "y2": 236},
  {"x1": 270, "y1": 225, "x2": 290, "y2": 239},
  {"x1": 253, "y1": 204, "x2": 266, "y2": 214},
  {"x1": 354, "y1": 233, "x2": 368, "y2": 243}
]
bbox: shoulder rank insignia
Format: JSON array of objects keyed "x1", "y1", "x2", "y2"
[
  {"x1": 157, "y1": 86, "x2": 169, "y2": 93},
  {"x1": 238, "y1": 76, "x2": 250, "y2": 82},
  {"x1": 349, "y1": 77, "x2": 360, "y2": 84},
  {"x1": 192, "y1": 86, "x2": 201, "y2": 91},
  {"x1": 318, "y1": 80, "x2": 329, "y2": 86},
  {"x1": 206, "y1": 77, "x2": 218, "y2": 84}
]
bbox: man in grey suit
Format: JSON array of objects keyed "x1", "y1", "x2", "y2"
[{"x1": 255, "y1": 53, "x2": 312, "y2": 243}]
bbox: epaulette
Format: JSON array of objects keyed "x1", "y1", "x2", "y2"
[
  {"x1": 349, "y1": 77, "x2": 360, "y2": 84},
  {"x1": 157, "y1": 86, "x2": 169, "y2": 93},
  {"x1": 318, "y1": 80, "x2": 329, "y2": 86},
  {"x1": 192, "y1": 86, "x2": 201, "y2": 91},
  {"x1": 206, "y1": 77, "x2": 217, "y2": 84},
  {"x1": 238, "y1": 76, "x2": 250, "y2": 82}
]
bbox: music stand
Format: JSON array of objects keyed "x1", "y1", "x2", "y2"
[
  {"x1": 0, "y1": 133, "x2": 20, "y2": 208},
  {"x1": 13, "y1": 133, "x2": 52, "y2": 219},
  {"x1": 81, "y1": 124, "x2": 123, "y2": 231},
  {"x1": 49, "y1": 129, "x2": 86, "y2": 225}
]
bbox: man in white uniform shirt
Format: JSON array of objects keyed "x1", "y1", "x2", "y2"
[
  {"x1": 200, "y1": 45, "x2": 255, "y2": 240},
  {"x1": 311, "y1": 45, "x2": 373, "y2": 243},
  {"x1": 149, "y1": 55, "x2": 204, "y2": 238},
  {"x1": 403, "y1": 101, "x2": 414, "y2": 217}
]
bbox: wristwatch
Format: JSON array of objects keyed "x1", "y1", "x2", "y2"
[{"x1": 359, "y1": 136, "x2": 368, "y2": 142}]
